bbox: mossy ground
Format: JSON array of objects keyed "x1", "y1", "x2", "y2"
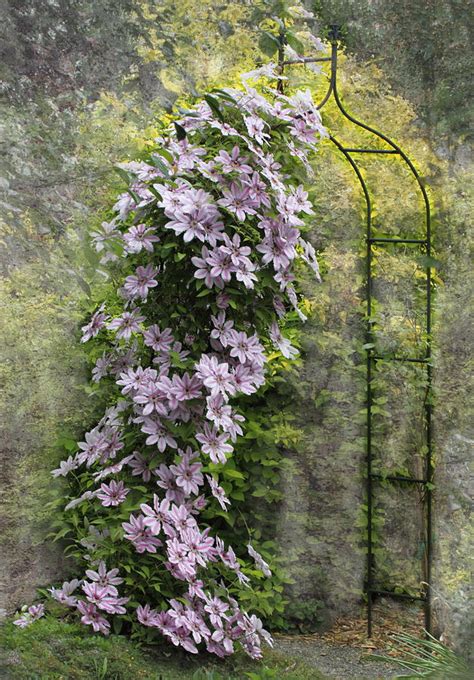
[{"x1": 0, "y1": 618, "x2": 326, "y2": 680}]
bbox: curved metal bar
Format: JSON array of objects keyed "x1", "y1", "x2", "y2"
[
  {"x1": 316, "y1": 41, "x2": 337, "y2": 111},
  {"x1": 329, "y1": 135, "x2": 371, "y2": 216},
  {"x1": 330, "y1": 42, "x2": 431, "y2": 248},
  {"x1": 316, "y1": 80, "x2": 333, "y2": 110}
]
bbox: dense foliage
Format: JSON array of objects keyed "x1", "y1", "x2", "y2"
[{"x1": 14, "y1": 68, "x2": 327, "y2": 658}]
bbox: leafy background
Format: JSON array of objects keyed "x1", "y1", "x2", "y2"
[{"x1": 0, "y1": 0, "x2": 472, "y2": 659}]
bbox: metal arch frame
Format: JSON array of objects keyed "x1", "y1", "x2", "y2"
[{"x1": 278, "y1": 26, "x2": 433, "y2": 637}]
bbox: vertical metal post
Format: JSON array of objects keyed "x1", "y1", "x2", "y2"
[
  {"x1": 366, "y1": 180, "x2": 374, "y2": 640},
  {"x1": 277, "y1": 24, "x2": 286, "y2": 94},
  {"x1": 424, "y1": 165, "x2": 433, "y2": 636}
]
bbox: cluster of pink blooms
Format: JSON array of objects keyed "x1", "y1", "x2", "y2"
[
  {"x1": 136, "y1": 595, "x2": 272, "y2": 657},
  {"x1": 13, "y1": 603, "x2": 45, "y2": 629},
  {"x1": 42, "y1": 563, "x2": 127, "y2": 636},
  {"x1": 19, "y1": 67, "x2": 325, "y2": 658}
]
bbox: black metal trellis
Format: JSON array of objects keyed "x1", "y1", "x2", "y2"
[{"x1": 277, "y1": 26, "x2": 433, "y2": 636}]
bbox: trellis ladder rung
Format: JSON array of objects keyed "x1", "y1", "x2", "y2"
[
  {"x1": 368, "y1": 237, "x2": 427, "y2": 244},
  {"x1": 282, "y1": 57, "x2": 332, "y2": 65},
  {"x1": 370, "y1": 473, "x2": 427, "y2": 485},
  {"x1": 368, "y1": 589, "x2": 427, "y2": 602},
  {"x1": 372, "y1": 356, "x2": 429, "y2": 364}
]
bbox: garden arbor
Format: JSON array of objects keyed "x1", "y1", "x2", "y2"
[{"x1": 278, "y1": 27, "x2": 434, "y2": 636}]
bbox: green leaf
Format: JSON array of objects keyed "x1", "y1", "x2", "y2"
[
  {"x1": 150, "y1": 154, "x2": 170, "y2": 177},
  {"x1": 285, "y1": 31, "x2": 305, "y2": 55},
  {"x1": 174, "y1": 121, "x2": 187, "y2": 140},
  {"x1": 223, "y1": 468, "x2": 245, "y2": 480},
  {"x1": 114, "y1": 166, "x2": 132, "y2": 185},
  {"x1": 204, "y1": 94, "x2": 225, "y2": 122},
  {"x1": 259, "y1": 30, "x2": 280, "y2": 57},
  {"x1": 210, "y1": 88, "x2": 236, "y2": 103},
  {"x1": 197, "y1": 287, "x2": 212, "y2": 297}
]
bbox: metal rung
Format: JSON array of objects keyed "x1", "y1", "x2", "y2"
[
  {"x1": 370, "y1": 473, "x2": 427, "y2": 485},
  {"x1": 282, "y1": 57, "x2": 332, "y2": 65},
  {"x1": 343, "y1": 148, "x2": 399, "y2": 154},
  {"x1": 368, "y1": 237, "x2": 427, "y2": 244},
  {"x1": 368, "y1": 589, "x2": 427, "y2": 602},
  {"x1": 372, "y1": 355, "x2": 429, "y2": 364}
]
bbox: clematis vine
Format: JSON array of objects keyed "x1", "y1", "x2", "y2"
[{"x1": 17, "y1": 58, "x2": 326, "y2": 660}]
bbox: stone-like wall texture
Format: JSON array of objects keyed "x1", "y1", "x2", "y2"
[
  {"x1": 0, "y1": 256, "x2": 91, "y2": 615},
  {"x1": 432, "y1": 167, "x2": 474, "y2": 658}
]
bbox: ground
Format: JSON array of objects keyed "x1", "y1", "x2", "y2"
[
  {"x1": 0, "y1": 604, "x2": 423, "y2": 679},
  {"x1": 0, "y1": 618, "x2": 322, "y2": 680}
]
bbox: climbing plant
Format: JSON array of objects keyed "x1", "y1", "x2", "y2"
[{"x1": 14, "y1": 66, "x2": 326, "y2": 658}]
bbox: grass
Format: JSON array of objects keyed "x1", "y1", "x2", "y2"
[
  {"x1": 0, "y1": 618, "x2": 327, "y2": 680},
  {"x1": 367, "y1": 632, "x2": 471, "y2": 679}
]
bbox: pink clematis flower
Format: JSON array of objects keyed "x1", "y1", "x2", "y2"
[
  {"x1": 140, "y1": 494, "x2": 170, "y2": 535},
  {"x1": 123, "y1": 264, "x2": 159, "y2": 300},
  {"x1": 85, "y1": 561, "x2": 123, "y2": 591},
  {"x1": 143, "y1": 325, "x2": 173, "y2": 353},
  {"x1": 196, "y1": 424, "x2": 234, "y2": 464},
  {"x1": 195, "y1": 354, "x2": 235, "y2": 399},
  {"x1": 210, "y1": 311, "x2": 234, "y2": 347},
  {"x1": 215, "y1": 146, "x2": 253, "y2": 175},
  {"x1": 49, "y1": 579, "x2": 80, "y2": 607},
  {"x1": 247, "y1": 544, "x2": 272, "y2": 577},
  {"x1": 133, "y1": 381, "x2": 168, "y2": 417},
  {"x1": 123, "y1": 223, "x2": 160, "y2": 253},
  {"x1": 155, "y1": 464, "x2": 186, "y2": 504},
  {"x1": 170, "y1": 372, "x2": 202, "y2": 402},
  {"x1": 182, "y1": 610, "x2": 211, "y2": 644},
  {"x1": 13, "y1": 603, "x2": 45, "y2": 628},
  {"x1": 168, "y1": 503, "x2": 197, "y2": 534},
  {"x1": 227, "y1": 330, "x2": 266, "y2": 366},
  {"x1": 141, "y1": 418, "x2": 177, "y2": 451},
  {"x1": 244, "y1": 115, "x2": 269, "y2": 145},
  {"x1": 204, "y1": 594, "x2": 229, "y2": 627},
  {"x1": 137, "y1": 603, "x2": 162, "y2": 627},
  {"x1": 51, "y1": 455, "x2": 79, "y2": 478},
  {"x1": 191, "y1": 246, "x2": 223, "y2": 289},
  {"x1": 96, "y1": 480, "x2": 129, "y2": 507},
  {"x1": 269, "y1": 321, "x2": 299, "y2": 359},
  {"x1": 217, "y1": 182, "x2": 257, "y2": 221},
  {"x1": 244, "y1": 171, "x2": 271, "y2": 208},
  {"x1": 76, "y1": 601, "x2": 110, "y2": 635},
  {"x1": 206, "y1": 474, "x2": 231, "y2": 510},
  {"x1": 107, "y1": 309, "x2": 145, "y2": 340},
  {"x1": 220, "y1": 233, "x2": 251, "y2": 267},
  {"x1": 127, "y1": 451, "x2": 152, "y2": 482},
  {"x1": 170, "y1": 452, "x2": 204, "y2": 496},
  {"x1": 166, "y1": 538, "x2": 195, "y2": 577},
  {"x1": 81, "y1": 305, "x2": 109, "y2": 343},
  {"x1": 122, "y1": 514, "x2": 162, "y2": 553},
  {"x1": 82, "y1": 581, "x2": 118, "y2": 606},
  {"x1": 167, "y1": 626, "x2": 199, "y2": 654}
]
